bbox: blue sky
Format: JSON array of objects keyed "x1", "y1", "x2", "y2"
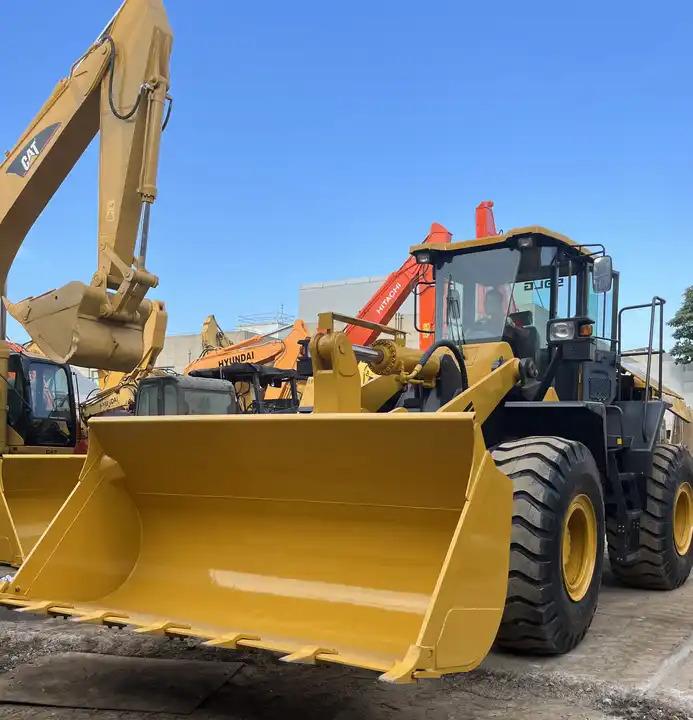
[{"x1": 1, "y1": 1, "x2": 691, "y2": 350}]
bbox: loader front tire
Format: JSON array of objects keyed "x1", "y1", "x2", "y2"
[
  {"x1": 492, "y1": 437, "x2": 604, "y2": 655},
  {"x1": 609, "y1": 444, "x2": 693, "y2": 590}
]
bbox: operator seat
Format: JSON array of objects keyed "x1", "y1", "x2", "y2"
[{"x1": 504, "y1": 323, "x2": 540, "y2": 364}]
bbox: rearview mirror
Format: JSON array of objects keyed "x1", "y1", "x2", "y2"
[{"x1": 592, "y1": 255, "x2": 613, "y2": 294}]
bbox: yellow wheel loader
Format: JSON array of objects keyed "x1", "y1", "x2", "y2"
[
  {"x1": 0, "y1": 0, "x2": 172, "y2": 566},
  {"x1": 2, "y1": 227, "x2": 692, "y2": 683}
]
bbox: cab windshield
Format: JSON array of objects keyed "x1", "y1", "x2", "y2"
[
  {"x1": 438, "y1": 247, "x2": 522, "y2": 344},
  {"x1": 435, "y1": 244, "x2": 567, "y2": 353}
]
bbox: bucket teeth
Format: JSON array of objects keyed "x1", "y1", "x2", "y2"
[
  {"x1": 204, "y1": 633, "x2": 261, "y2": 650},
  {"x1": 135, "y1": 620, "x2": 190, "y2": 635},
  {"x1": 379, "y1": 645, "x2": 434, "y2": 684},
  {"x1": 280, "y1": 646, "x2": 338, "y2": 665},
  {"x1": 16, "y1": 601, "x2": 73, "y2": 617},
  {"x1": 133, "y1": 621, "x2": 191, "y2": 636},
  {"x1": 72, "y1": 611, "x2": 129, "y2": 626}
]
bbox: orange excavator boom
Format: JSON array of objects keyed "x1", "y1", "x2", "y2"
[
  {"x1": 345, "y1": 223, "x2": 452, "y2": 347},
  {"x1": 184, "y1": 319, "x2": 309, "y2": 376}
]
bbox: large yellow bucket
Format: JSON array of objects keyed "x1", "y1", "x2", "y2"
[
  {"x1": 1, "y1": 413, "x2": 511, "y2": 682},
  {"x1": 5, "y1": 283, "x2": 154, "y2": 372},
  {"x1": 0, "y1": 455, "x2": 85, "y2": 566}
]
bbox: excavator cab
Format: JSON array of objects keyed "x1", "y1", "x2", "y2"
[
  {"x1": 190, "y1": 364, "x2": 301, "y2": 414},
  {"x1": 133, "y1": 366, "x2": 301, "y2": 417},
  {"x1": 135, "y1": 375, "x2": 237, "y2": 416},
  {"x1": 6, "y1": 354, "x2": 78, "y2": 448}
]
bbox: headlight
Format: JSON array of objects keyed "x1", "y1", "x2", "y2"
[
  {"x1": 414, "y1": 250, "x2": 431, "y2": 265},
  {"x1": 549, "y1": 320, "x2": 575, "y2": 342}
]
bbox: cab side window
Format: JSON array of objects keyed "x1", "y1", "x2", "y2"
[{"x1": 25, "y1": 361, "x2": 75, "y2": 447}]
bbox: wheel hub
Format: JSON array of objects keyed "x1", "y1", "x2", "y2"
[
  {"x1": 673, "y1": 482, "x2": 693, "y2": 556},
  {"x1": 562, "y1": 494, "x2": 597, "y2": 602}
]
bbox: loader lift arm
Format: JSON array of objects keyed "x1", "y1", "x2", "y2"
[{"x1": 0, "y1": 0, "x2": 172, "y2": 374}]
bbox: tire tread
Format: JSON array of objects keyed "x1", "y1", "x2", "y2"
[{"x1": 492, "y1": 437, "x2": 603, "y2": 654}]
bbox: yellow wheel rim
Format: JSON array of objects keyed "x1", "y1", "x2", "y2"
[
  {"x1": 673, "y1": 482, "x2": 693, "y2": 556},
  {"x1": 562, "y1": 494, "x2": 598, "y2": 602}
]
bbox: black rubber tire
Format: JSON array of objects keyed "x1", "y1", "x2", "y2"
[
  {"x1": 491, "y1": 437, "x2": 605, "y2": 654},
  {"x1": 609, "y1": 443, "x2": 693, "y2": 590}
]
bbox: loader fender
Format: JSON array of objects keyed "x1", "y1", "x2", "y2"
[
  {"x1": 502, "y1": 401, "x2": 608, "y2": 477},
  {"x1": 2, "y1": 413, "x2": 512, "y2": 682}
]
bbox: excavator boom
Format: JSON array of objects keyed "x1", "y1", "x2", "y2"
[
  {"x1": 344, "y1": 223, "x2": 451, "y2": 347},
  {"x1": 184, "y1": 320, "x2": 310, "y2": 375},
  {"x1": 0, "y1": 0, "x2": 173, "y2": 567},
  {"x1": 1, "y1": 0, "x2": 172, "y2": 372}
]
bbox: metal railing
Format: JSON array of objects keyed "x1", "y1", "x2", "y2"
[{"x1": 617, "y1": 296, "x2": 666, "y2": 440}]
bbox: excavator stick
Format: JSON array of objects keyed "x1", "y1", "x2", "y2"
[
  {"x1": 0, "y1": 455, "x2": 85, "y2": 566},
  {"x1": 1, "y1": 412, "x2": 511, "y2": 682}
]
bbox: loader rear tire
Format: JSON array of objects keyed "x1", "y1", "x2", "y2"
[
  {"x1": 609, "y1": 444, "x2": 693, "y2": 590},
  {"x1": 492, "y1": 437, "x2": 604, "y2": 655}
]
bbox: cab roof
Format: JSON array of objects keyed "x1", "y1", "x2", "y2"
[{"x1": 411, "y1": 225, "x2": 596, "y2": 258}]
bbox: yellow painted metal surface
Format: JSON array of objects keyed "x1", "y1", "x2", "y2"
[
  {"x1": 2, "y1": 412, "x2": 512, "y2": 682},
  {"x1": 674, "y1": 482, "x2": 693, "y2": 556},
  {"x1": 1, "y1": 0, "x2": 172, "y2": 372},
  {"x1": 562, "y1": 494, "x2": 597, "y2": 602},
  {"x1": 410, "y1": 225, "x2": 588, "y2": 256},
  {"x1": 0, "y1": 485, "x2": 21, "y2": 567},
  {"x1": 0, "y1": 455, "x2": 85, "y2": 564}
]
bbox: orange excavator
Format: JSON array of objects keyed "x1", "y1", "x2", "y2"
[{"x1": 183, "y1": 318, "x2": 309, "y2": 401}]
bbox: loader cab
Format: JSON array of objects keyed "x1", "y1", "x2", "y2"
[
  {"x1": 7, "y1": 353, "x2": 78, "y2": 449},
  {"x1": 413, "y1": 227, "x2": 618, "y2": 403}
]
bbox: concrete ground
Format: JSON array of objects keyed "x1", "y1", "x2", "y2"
[{"x1": 0, "y1": 566, "x2": 690, "y2": 720}]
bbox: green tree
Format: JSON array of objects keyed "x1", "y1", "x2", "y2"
[{"x1": 669, "y1": 286, "x2": 693, "y2": 365}]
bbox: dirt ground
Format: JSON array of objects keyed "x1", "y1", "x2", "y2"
[{"x1": 0, "y1": 566, "x2": 690, "y2": 720}]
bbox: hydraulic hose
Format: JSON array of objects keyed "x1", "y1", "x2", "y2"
[
  {"x1": 102, "y1": 35, "x2": 173, "y2": 131},
  {"x1": 409, "y1": 340, "x2": 469, "y2": 391},
  {"x1": 102, "y1": 36, "x2": 145, "y2": 121}
]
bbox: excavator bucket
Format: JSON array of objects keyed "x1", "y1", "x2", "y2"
[
  {"x1": 0, "y1": 413, "x2": 512, "y2": 682},
  {"x1": 0, "y1": 455, "x2": 85, "y2": 566},
  {"x1": 5, "y1": 283, "x2": 154, "y2": 372}
]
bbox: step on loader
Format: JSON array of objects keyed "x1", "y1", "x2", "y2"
[{"x1": 2, "y1": 227, "x2": 692, "y2": 683}]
